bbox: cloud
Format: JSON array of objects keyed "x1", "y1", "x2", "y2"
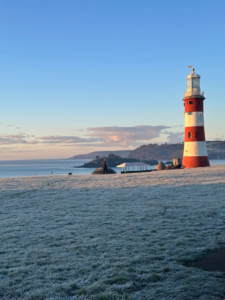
[
  {"x1": 31, "y1": 125, "x2": 173, "y2": 147},
  {"x1": 166, "y1": 131, "x2": 184, "y2": 143},
  {"x1": 213, "y1": 134, "x2": 225, "y2": 141},
  {"x1": 32, "y1": 126, "x2": 169, "y2": 148},
  {"x1": 35, "y1": 135, "x2": 102, "y2": 144},
  {"x1": 0, "y1": 146, "x2": 42, "y2": 153},
  {"x1": 7, "y1": 124, "x2": 13, "y2": 127},
  {"x1": 0, "y1": 125, "x2": 184, "y2": 149},
  {"x1": 0, "y1": 134, "x2": 38, "y2": 145},
  {"x1": 0, "y1": 134, "x2": 101, "y2": 146},
  {"x1": 87, "y1": 125, "x2": 169, "y2": 147},
  {"x1": 2, "y1": 134, "x2": 26, "y2": 139},
  {"x1": 16, "y1": 127, "x2": 20, "y2": 129}
]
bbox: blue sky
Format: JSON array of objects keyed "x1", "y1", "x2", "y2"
[{"x1": 1, "y1": 0, "x2": 225, "y2": 159}]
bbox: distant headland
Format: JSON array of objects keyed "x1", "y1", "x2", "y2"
[{"x1": 69, "y1": 141, "x2": 225, "y2": 161}]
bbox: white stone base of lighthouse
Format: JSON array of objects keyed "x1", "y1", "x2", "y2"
[{"x1": 183, "y1": 141, "x2": 208, "y2": 157}]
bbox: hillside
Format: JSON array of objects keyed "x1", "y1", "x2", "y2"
[
  {"x1": 207, "y1": 141, "x2": 225, "y2": 159},
  {"x1": 69, "y1": 141, "x2": 225, "y2": 161},
  {"x1": 128, "y1": 143, "x2": 184, "y2": 160},
  {"x1": 128, "y1": 141, "x2": 225, "y2": 160}
]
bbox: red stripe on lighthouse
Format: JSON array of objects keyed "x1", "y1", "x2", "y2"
[
  {"x1": 184, "y1": 126, "x2": 205, "y2": 141},
  {"x1": 182, "y1": 156, "x2": 210, "y2": 168},
  {"x1": 184, "y1": 98, "x2": 204, "y2": 113}
]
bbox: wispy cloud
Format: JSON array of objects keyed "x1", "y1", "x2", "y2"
[
  {"x1": 0, "y1": 134, "x2": 38, "y2": 145},
  {"x1": 35, "y1": 135, "x2": 102, "y2": 144},
  {"x1": 87, "y1": 125, "x2": 169, "y2": 147},
  {"x1": 213, "y1": 134, "x2": 225, "y2": 141},
  {"x1": 36, "y1": 126, "x2": 169, "y2": 147},
  {"x1": 0, "y1": 146, "x2": 42, "y2": 153},
  {"x1": 0, "y1": 126, "x2": 183, "y2": 149},
  {"x1": 166, "y1": 131, "x2": 184, "y2": 143}
]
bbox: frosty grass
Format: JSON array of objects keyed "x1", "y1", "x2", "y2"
[{"x1": 1, "y1": 165, "x2": 225, "y2": 300}]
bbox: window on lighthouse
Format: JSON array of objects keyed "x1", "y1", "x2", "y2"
[
  {"x1": 193, "y1": 78, "x2": 200, "y2": 89},
  {"x1": 188, "y1": 132, "x2": 192, "y2": 138}
]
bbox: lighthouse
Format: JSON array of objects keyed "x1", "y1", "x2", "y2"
[{"x1": 181, "y1": 68, "x2": 210, "y2": 169}]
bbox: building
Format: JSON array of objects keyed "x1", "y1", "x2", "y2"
[
  {"x1": 173, "y1": 158, "x2": 182, "y2": 166},
  {"x1": 181, "y1": 69, "x2": 210, "y2": 169}
]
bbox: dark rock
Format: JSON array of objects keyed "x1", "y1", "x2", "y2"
[
  {"x1": 92, "y1": 167, "x2": 117, "y2": 175},
  {"x1": 69, "y1": 150, "x2": 132, "y2": 159},
  {"x1": 165, "y1": 163, "x2": 182, "y2": 170}
]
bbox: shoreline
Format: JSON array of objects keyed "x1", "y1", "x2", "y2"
[
  {"x1": 1, "y1": 164, "x2": 225, "y2": 188},
  {"x1": 0, "y1": 160, "x2": 225, "y2": 180}
]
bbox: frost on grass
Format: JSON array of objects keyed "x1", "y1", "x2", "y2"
[{"x1": 0, "y1": 166, "x2": 225, "y2": 299}]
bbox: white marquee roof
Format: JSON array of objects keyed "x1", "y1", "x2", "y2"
[{"x1": 116, "y1": 162, "x2": 150, "y2": 168}]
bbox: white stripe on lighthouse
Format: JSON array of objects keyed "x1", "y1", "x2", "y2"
[
  {"x1": 184, "y1": 112, "x2": 204, "y2": 127},
  {"x1": 183, "y1": 141, "x2": 208, "y2": 157}
]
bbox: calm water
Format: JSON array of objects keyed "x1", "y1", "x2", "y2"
[
  {"x1": 0, "y1": 159, "x2": 224, "y2": 179},
  {"x1": 0, "y1": 159, "x2": 100, "y2": 178}
]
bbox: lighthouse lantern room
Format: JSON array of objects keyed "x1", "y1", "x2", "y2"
[{"x1": 181, "y1": 69, "x2": 210, "y2": 169}]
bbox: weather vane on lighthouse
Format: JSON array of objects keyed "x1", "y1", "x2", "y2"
[{"x1": 181, "y1": 68, "x2": 210, "y2": 168}]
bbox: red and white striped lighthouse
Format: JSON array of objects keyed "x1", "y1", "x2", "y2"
[{"x1": 181, "y1": 68, "x2": 210, "y2": 169}]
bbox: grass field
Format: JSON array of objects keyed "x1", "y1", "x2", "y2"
[{"x1": 1, "y1": 166, "x2": 225, "y2": 299}]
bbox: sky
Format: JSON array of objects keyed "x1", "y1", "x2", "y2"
[{"x1": 1, "y1": 0, "x2": 225, "y2": 160}]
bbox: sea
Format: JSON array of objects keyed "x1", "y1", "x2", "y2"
[{"x1": 0, "y1": 159, "x2": 224, "y2": 179}]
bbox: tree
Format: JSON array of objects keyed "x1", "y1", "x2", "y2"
[{"x1": 108, "y1": 154, "x2": 117, "y2": 157}]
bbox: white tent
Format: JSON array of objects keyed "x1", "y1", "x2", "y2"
[{"x1": 117, "y1": 162, "x2": 150, "y2": 173}]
